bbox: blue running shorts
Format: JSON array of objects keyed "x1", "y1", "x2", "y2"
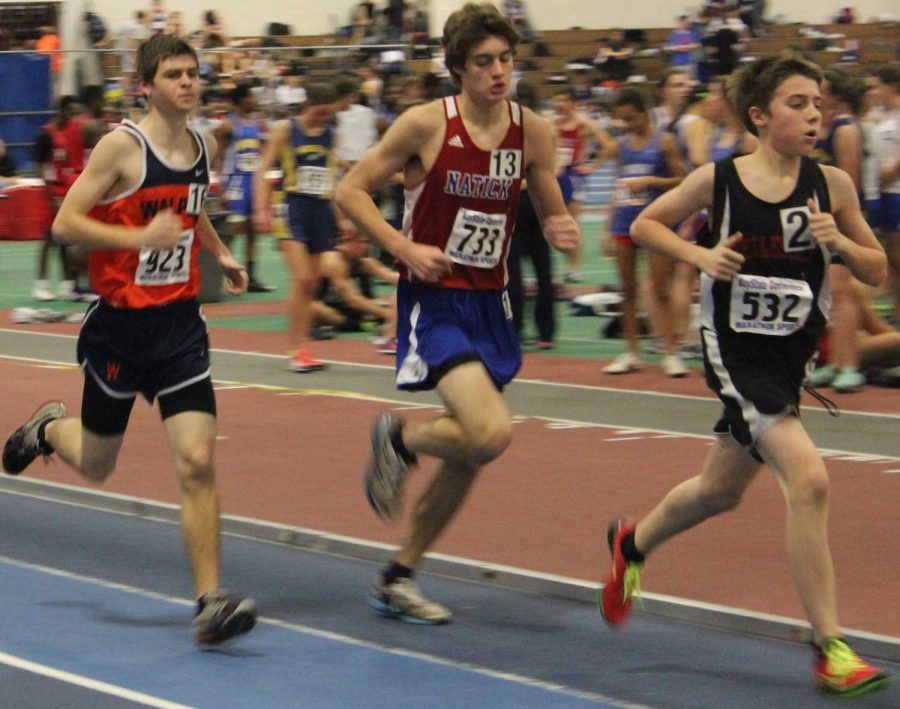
[{"x1": 394, "y1": 281, "x2": 521, "y2": 391}]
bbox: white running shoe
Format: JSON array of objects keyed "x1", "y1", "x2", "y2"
[
  {"x1": 31, "y1": 280, "x2": 55, "y2": 302},
  {"x1": 603, "y1": 352, "x2": 642, "y2": 375},
  {"x1": 662, "y1": 354, "x2": 688, "y2": 378}
]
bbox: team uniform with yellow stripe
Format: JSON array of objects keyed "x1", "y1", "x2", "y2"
[{"x1": 281, "y1": 119, "x2": 337, "y2": 254}]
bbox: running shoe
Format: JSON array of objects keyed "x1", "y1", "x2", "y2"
[
  {"x1": 377, "y1": 337, "x2": 397, "y2": 355},
  {"x1": 363, "y1": 414, "x2": 414, "y2": 520},
  {"x1": 813, "y1": 638, "x2": 892, "y2": 696},
  {"x1": 288, "y1": 349, "x2": 326, "y2": 372},
  {"x1": 31, "y1": 280, "x2": 55, "y2": 302},
  {"x1": 807, "y1": 365, "x2": 837, "y2": 387},
  {"x1": 661, "y1": 354, "x2": 688, "y2": 378},
  {"x1": 832, "y1": 367, "x2": 865, "y2": 393},
  {"x1": 193, "y1": 590, "x2": 258, "y2": 644},
  {"x1": 247, "y1": 279, "x2": 276, "y2": 293},
  {"x1": 603, "y1": 352, "x2": 642, "y2": 375},
  {"x1": 3, "y1": 401, "x2": 66, "y2": 475},
  {"x1": 598, "y1": 518, "x2": 643, "y2": 627},
  {"x1": 369, "y1": 577, "x2": 452, "y2": 625}
]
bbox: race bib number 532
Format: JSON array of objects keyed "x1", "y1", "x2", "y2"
[{"x1": 729, "y1": 275, "x2": 813, "y2": 336}]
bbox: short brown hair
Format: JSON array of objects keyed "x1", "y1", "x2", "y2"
[
  {"x1": 442, "y1": 3, "x2": 518, "y2": 88},
  {"x1": 136, "y1": 34, "x2": 198, "y2": 86},
  {"x1": 303, "y1": 81, "x2": 338, "y2": 106},
  {"x1": 726, "y1": 53, "x2": 823, "y2": 136}
]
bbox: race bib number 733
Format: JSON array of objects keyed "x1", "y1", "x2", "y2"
[{"x1": 446, "y1": 208, "x2": 506, "y2": 268}]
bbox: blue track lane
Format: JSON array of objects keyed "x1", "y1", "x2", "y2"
[
  {"x1": 0, "y1": 560, "x2": 616, "y2": 708},
  {"x1": 2, "y1": 489, "x2": 898, "y2": 709}
]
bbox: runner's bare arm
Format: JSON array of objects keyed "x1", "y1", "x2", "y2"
[
  {"x1": 817, "y1": 166, "x2": 886, "y2": 287},
  {"x1": 523, "y1": 108, "x2": 580, "y2": 252},
  {"x1": 335, "y1": 102, "x2": 452, "y2": 282},
  {"x1": 252, "y1": 119, "x2": 290, "y2": 233},
  {"x1": 53, "y1": 130, "x2": 180, "y2": 251},
  {"x1": 631, "y1": 163, "x2": 743, "y2": 281}
]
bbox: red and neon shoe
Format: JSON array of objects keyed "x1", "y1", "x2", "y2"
[
  {"x1": 598, "y1": 518, "x2": 643, "y2": 628},
  {"x1": 288, "y1": 349, "x2": 326, "y2": 373},
  {"x1": 813, "y1": 638, "x2": 892, "y2": 696}
]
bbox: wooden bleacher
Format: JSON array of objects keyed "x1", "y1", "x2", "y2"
[{"x1": 101, "y1": 22, "x2": 897, "y2": 101}]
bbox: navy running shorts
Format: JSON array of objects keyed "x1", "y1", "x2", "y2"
[
  {"x1": 286, "y1": 193, "x2": 336, "y2": 255},
  {"x1": 77, "y1": 298, "x2": 212, "y2": 405}
]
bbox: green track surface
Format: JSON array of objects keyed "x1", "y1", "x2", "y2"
[{"x1": 0, "y1": 219, "x2": 672, "y2": 363}]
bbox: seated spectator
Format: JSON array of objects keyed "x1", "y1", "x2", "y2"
[
  {"x1": 594, "y1": 30, "x2": 634, "y2": 85},
  {"x1": 502, "y1": 0, "x2": 533, "y2": 41},
  {"x1": 312, "y1": 215, "x2": 399, "y2": 349},
  {"x1": 202, "y1": 9, "x2": 227, "y2": 47},
  {"x1": 0, "y1": 137, "x2": 17, "y2": 182},
  {"x1": 809, "y1": 277, "x2": 900, "y2": 391},
  {"x1": 665, "y1": 15, "x2": 701, "y2": 77},
  {"x1": 165, "y1": 11, "x2": 186, "y2": 37},
  {"x1": 148, "y1": 0, "x2": 167, "y2": 36}
]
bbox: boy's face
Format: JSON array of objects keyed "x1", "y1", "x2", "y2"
[
  {"x1": 459, "y1": 35, "x2": 513, "y2": 103},
  {"x1": 144, "y1": 54, "x2": 200, "y2": 113},
  {"x1": 755, "y1": 74, "x2": 821, "y2": 155}
]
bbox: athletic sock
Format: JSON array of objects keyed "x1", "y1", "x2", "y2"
[
  {"x1": 382, "y1": 562, "x2": 413, "y2": 586},
  {"x1": 37, "y1": 420, "x2": 55, "y2": 455},
  {"x1": 621, "y1": 531, "x2": 645, "y2": 563},
  {"x1": 390, "y1": 425, "x2": 417, "y2": 464}
]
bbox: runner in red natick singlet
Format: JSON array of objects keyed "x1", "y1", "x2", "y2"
[{"x1": 336, "y1": 2, "x2": 580, "y2": 624}]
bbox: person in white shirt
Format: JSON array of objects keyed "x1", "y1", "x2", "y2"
[{"x1": 334, "y1": 74, "x2": 383, "y2": 171}]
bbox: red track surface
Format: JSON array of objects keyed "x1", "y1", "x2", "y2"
[{"x1": 2, "y1": 316, "x2": 898, "y2": 637}]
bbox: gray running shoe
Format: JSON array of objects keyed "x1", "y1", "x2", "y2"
[
  {"x1": 3, "y1": 401, "x2": 66, "y2": 475},
  {"x1": 368, "y1": 577, "x2": 452, "y2": 624},
  {"x1": 363, "y1": 414, "x2": 414, "y2": 520},
  {"x1": 193, "y1": 590, "x2": 258, "y2": 644}
]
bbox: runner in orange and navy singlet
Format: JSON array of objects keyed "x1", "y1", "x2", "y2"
[
  {"x1": 87, "y1": 119, "x2": 210, "y2": 309},
  {"x1": 78, "y1": 119, "x2": 214, "y2": 411}
]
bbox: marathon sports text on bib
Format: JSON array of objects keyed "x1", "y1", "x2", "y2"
[
  {"x1": 729, "y1": 274, "x2": 813, "y2": 336},
  {"x1": 135, "y1": 228, "x2": 195, "y2": 286},
  {"x1": 446, "y1": 208, "x2": 507, "y2": 268},
  {"x1": 613, "y1": 178, "x2": 652, "y2": 207},
  {"x1": 296, "y1": 166, "x2": 333, "y2": 196},
  {"x1": 236, "y1": 152, "x2": 260, "y2": 172}
]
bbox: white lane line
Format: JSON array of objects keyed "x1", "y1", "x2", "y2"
[
  {"x1": 1, "y1": 335, "x2": 896, "y2": 420},
  {"x1": 0, "y1": 352, "x2": 896, "y2": 466},
  {"x1": 0, "y1": 650, "x2": 193, "y2": 709},
  {"x1": 0, "y1": 554, "x2": 643, "y2": 708}
]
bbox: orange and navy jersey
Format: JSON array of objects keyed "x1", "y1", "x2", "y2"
[
  {"x1": 88, "y1": 120, "x2": 211, "y2": 309},
  {"x1": 402, "y1": 96, "x2": 525, "y2": 290}
]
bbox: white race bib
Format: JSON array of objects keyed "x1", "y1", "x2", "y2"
[
  {"x1": 613, "y1": 178, "x2": 651, "y2": 207},
  {"x1": 729, "y1": 275, "x2": 813, "y2": 336},
  {"x1": 236, "y1": 152, "x2": 260, "y2": 172},
  {"x1": 225, "y1": 185, "x2": 243, "y2": 201},
  {"x1": 446, "y1": 208, "x2": 506, "y2": 269},
  {"x1": 296, "y1": 166, "x2": 333, "y2": 196},
  {"x1": 135, "y1": 229, "x2": 194, "y2": 286}
]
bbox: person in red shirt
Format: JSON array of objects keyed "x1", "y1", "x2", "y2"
[
  {"x1": 31, "y1": 95, "x2": 85, "y2": 301},
  {"x1": 336, "y1": 2, "x2": 579, "y2": 624},
  {"x1": 3, "y1": 34, "x2": 257, "y2": 645}
]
